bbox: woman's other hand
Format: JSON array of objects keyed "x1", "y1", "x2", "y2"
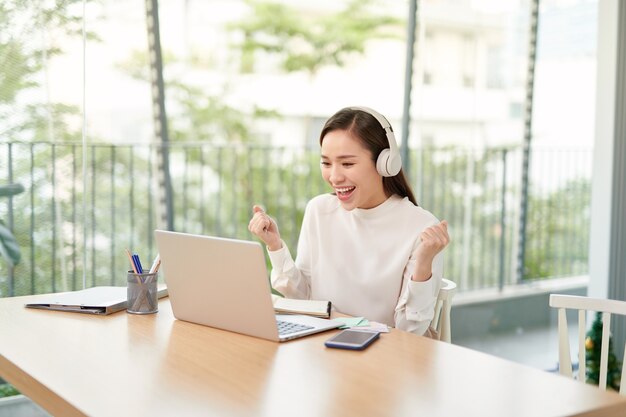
[
  {"x1": 412, "y1": 220, "x2": 450, "y2": 281},
  {"x1": 248, "y1": 205, "x2": 283, "y2": 251}
]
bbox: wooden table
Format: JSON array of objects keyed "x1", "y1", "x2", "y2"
[{"x1": 1, "y1": 294, "x2": 626, "y2": 417}]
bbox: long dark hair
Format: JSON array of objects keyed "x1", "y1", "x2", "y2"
[{"x1": 319, "y1": 107, "x2": 418, "y2": 206}]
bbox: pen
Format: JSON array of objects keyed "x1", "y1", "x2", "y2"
[
  {"x1": 125, "y1": 249, "x2": 138, "y2": 274},
  {"x1": 133, "y1": 254, "x2": 144, "y2": 274},
  {"x1": 149, "y1": 253, "x2": 161, "y2": 273}
]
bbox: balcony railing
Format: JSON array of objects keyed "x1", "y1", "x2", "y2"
[{"x1": 0, "y1": 141, "x2": 592, "y2": 297}]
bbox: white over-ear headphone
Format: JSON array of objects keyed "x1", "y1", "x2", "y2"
[{"x1": 350, "y1": 106, "x2": 402, "y2": 177}]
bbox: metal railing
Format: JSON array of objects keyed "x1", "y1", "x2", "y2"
[{"x1": 0, "y1": 141, "x2": 592, "y2": 297}]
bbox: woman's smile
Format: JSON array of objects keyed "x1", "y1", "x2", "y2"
[{"x1": 335, "y1": 186, "x2": 356, "y2": 201}]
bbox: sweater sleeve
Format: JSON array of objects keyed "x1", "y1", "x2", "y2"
[
  {"x1": 394, "y1": 251, "x2": 444, "y2": 335},
  {"x1": 266, "y1": 202, "x2": 313, "y2": 300},
  {"x1": 267, "y1": 241, "x2": 311, "y2": 299}
]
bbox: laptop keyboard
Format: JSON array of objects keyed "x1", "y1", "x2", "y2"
[{"x1": 277, "y1": 320, "x2": 314, "y2": 336}]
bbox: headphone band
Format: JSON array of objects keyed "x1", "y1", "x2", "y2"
[
  {"x1": 348, "y1": 106, "x2": 399, "y2": 154},
  {"x1": 348, "y1": 106, "x2": 402, "y2": 177}
]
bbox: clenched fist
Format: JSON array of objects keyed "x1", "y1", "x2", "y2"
[
  {"x1": 248, "y1": 205, "x2": 283, "y2": 251},
  {"x1": 413, "y1": 220, "x2": 450, "y2": 281}
]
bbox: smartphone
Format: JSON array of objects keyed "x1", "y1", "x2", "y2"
[{"x1": 324, "y1": 329, "x2": 380, "y2": 350}]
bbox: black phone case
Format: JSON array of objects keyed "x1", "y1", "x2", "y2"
[{"x1": 324, "y1": 331, "x2": 380, "y2": 350}]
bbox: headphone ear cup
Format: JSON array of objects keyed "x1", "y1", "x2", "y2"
[
  {"x1": 387, "y1": 151, "x2": 402, "y2": 176},
  {"x1": 376, "y1": 148, "x2": 402, "y2": 177},
  {"x1": 376, "y1": 148, "x2": 392, "y2": 177}
]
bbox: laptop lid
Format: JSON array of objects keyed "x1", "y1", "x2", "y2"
[
  {"x1": 154, "y1": 230, "x2": 339, "y2": 342},
  {"x1": 25, "y1": 286, "x2": 168, "y2": 315}
]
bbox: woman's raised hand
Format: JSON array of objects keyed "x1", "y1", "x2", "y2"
[
  {"x1": 248, "y1": 205, "x2": 283, "y2": 251},
  {"x1": 417, "y1": 220, "x2": 450, "y2": 258},
  {"x1": 412, "y1": 220, "x2": 450, "y2": 281}
]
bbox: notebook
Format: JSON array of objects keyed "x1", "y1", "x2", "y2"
[
  {"x1": 25, "y1": 285, "x2": 169, "y2": 315},
  {"x1": 271, "y1": 294, "x2": 331, "y2": 319},
  {"x1": 154, "y1": 230, "x2": 341, "y2": 342}
]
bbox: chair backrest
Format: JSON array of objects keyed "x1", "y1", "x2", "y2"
[
  {"x1": 549, "y1": 294, "x2": 626, "y2": 394},
  {"x1": 431, "y1": 278, "x2": 457, "y2": 343}
]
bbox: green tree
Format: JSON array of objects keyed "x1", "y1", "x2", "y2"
[
  {"x1": 413, "y1": 147, "x2": 592, "y2": 288},
  {"x1": 0, "y1": 0, "x2": 87, "y2": 136},
  {"x1": 525, "y1": 178, "x2": 590, "y2": 279},
  {"x1": 230, "y1": 0, "x2": 401, "y2": 75},
  {"x1": 0, "y1": 0, "x2": 92, "y2": 297},
  {"x1": 585, "y1": 312, "x2": 622, "y2": 391},
  {"x1": 229, "y1": 0, "x2": 402, "y2": 140}
]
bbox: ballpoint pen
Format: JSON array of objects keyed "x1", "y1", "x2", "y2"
[
  {"x1": 149, "y1": 253, "x2": 161, "y2": 273},
  {"x1": 133, "y1": 253, "x2": 144, "y2": 274}
]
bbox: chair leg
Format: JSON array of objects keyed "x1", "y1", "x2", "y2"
[
  {"x1": 599, "y1": 312, "x2": 611, "y2": 390},
  {"x1": 558, "y1": 308, "x2": 573, "y2": 377},
  {"x1": 441, "y1": 304, "x2": 452, "y2": 343},
  {"x1": 621, "y1": 343, "x2": 626, "y2": 396},
  {"x1": 578, "y1": 310, "x2": 586, "y2": 381}
]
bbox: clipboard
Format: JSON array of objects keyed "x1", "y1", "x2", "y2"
[{"x1": 25, "y1": 285, "x2": 168, "y2": 315}]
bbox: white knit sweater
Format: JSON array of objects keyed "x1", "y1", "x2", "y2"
[{"x1": 268, "y1": 193, "x2": 443, "y2": 335}]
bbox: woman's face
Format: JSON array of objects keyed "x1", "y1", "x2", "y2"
[{"x1": 320, "y1": 129, "x2": 387, "y2": 210}]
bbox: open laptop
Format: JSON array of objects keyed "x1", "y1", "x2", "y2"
[{"x1": 154, "y1": 230, "x2": 341, "y2": 342}]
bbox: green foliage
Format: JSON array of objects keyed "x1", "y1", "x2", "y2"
[
  {"x1": 115, "y1": 50, "x2": 281, "y2": 146},
  {"x1": 412, "y1": 147, "x2": 592, "y2": 288},
  {"x1": 229, "y1": 0, "x2": 401, "y2": 75},
  {"x1": 0, "y1": 184, "x2": 24, "y2": 267},
  {"x1": 0, "y1": 0, "x2": 93, "y2": 294},
  {"x1": 525, "y1": 178, "x2": 591, "y2": 279},
  {"x1": 0, "y1": 219, "x2": 21, "y2": 267},
  {"x1": 0, "y1": 39, "x2": 39, "y2": 104},
  {"x1": 0, "y1": 383, "x2": 20, "y2": 398},
  {"x1": 0, "y1": 0, "x2": 89, "y2": 138},
  {"x1": 167, "y1": 81, "x2": 279, "y2": 145},
  {"x1": 414, "y1": 147, "x2": 519, "y2": 289},
  {"x1": 585, "y1": 312, "x2": 622, "y2": 391}
]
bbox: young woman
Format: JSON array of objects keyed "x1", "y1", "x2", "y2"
[{"x1": 248, "y1": 106, "x2": 449, "y2": 335}]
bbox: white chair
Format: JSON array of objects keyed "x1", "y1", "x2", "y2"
[
  {"x1": 431, "y1": 278, "x2": 457, "y2": 343},
  {"x1": 549, "y1": 294, "x2": 626, "y2": 394}
]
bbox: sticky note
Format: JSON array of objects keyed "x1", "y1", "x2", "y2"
[{"x1": 333, "y1": 317, "x2": 369, "y2": 329}]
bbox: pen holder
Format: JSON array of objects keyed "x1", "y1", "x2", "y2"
[{"x1": 127, "y1": 271, "x2": 159, "y2": 314}]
